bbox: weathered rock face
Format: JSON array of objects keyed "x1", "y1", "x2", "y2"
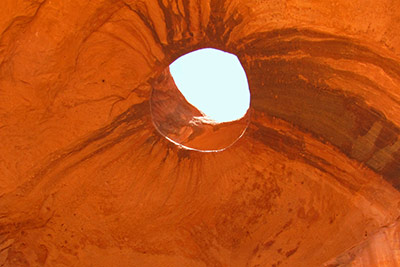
[{"x1": 0, "y1": 1, "x2": 400, "y2": 266}]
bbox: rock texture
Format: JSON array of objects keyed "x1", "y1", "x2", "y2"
[{"x1": 0, "y1": 0, "x2": 400, "y2": 266}]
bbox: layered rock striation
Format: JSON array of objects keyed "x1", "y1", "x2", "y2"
[{"x1": 0, "y1": 0, "x2": 400, "y2": 266}]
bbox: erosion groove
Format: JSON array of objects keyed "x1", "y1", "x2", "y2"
[{"x1": 0, "y1": 0, "x2": 400, "y2": 266}]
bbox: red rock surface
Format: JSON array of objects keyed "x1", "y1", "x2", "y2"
[{"x1": 0, "y1": 1, "x2": 400, "y2": 266}]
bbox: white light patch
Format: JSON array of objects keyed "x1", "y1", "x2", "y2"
[{"x1": 170, "y1": 48, "x2": 250, "y2": 123}]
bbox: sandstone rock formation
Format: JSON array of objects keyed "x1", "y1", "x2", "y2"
[{"x1": 0, "y1": 0, "x2": 400, "y2": 266}]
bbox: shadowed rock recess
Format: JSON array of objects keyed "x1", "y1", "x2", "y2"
[{"x1": 0, "y1": 0, "x2": 400, "y2": 266}]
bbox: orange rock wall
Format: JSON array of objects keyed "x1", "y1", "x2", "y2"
[{"x1": 1, "y1": 0, "x2": 400, "y2": 266}]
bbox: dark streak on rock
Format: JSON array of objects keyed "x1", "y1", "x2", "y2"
[
  {"x1": 238, "y1": 29, "x2": 400, "y2": 188},
  {"x1": 238, "y1": 28, "x2": 400, "y2": 81},
  {"x1": 263, "y1": 240, "x2": 275, "y2": 249},
  {"x1": 126, "y1": 2, "x2": 164, "y2": 52},
  {"x1": 285, "y1": 246, "x2": 299, "y2": 258},
  {"x1": 206, "y1": 0, "x2": 243, "y2": 45},
  {"x1": 156, "y1": 0, "x2": 174, "y2": 44},
  {"x1": 177, "y1": 148, "x2": 192, "y2": 161},
  {"x1": 251, "y1": 123, "x2": 305, "y2": 160},
  {"x1": 274, "y1": 219, "x2": 293, "y2": 238}
]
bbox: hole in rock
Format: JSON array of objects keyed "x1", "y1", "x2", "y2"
[
  {"x1": 170, "y1": 48, "x2": 250, "y2": 123},
  {"x1": 150, "y1": 48, "x2": 251, "y2": 152}
]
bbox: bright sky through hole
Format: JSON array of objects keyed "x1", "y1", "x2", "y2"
[{"x1": 170, "y1": 48, "x2": 250, "y2": 123}]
